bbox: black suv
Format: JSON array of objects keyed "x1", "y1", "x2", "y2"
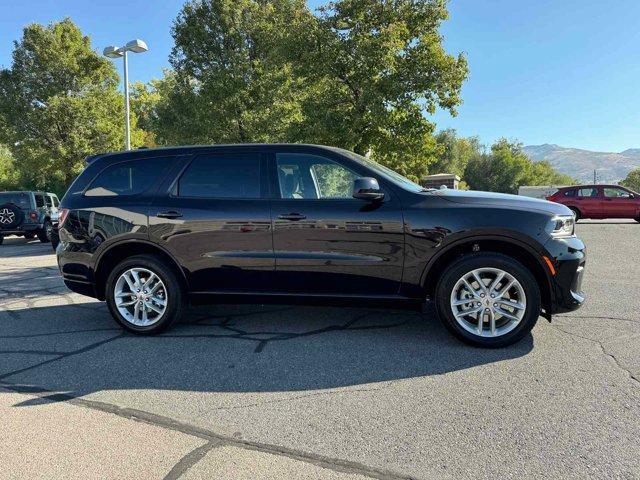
[
  {"x1": 0, "y1": 191, "x2": 59, "y2": 244},
  {"x1": 57, "y1": 145, "x2": 585, "y2": 347}
]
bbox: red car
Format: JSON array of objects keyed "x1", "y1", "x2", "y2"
[{"x1": 547, "y1": 184, "x2": 640, "y2": 221}]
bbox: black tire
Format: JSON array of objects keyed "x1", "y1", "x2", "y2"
[
  {"x1": 569, "y1": 207, "x2": 581, "y2": 222},
  {"x1": 435, "y1": 252, "x2": 541, "y2": 348},
  {"x1": 37, "y1": 220, "x2": 52, "y2": 243},
  {"x1": 105, "y1": 254, "x2": 185, "y2": 334},
  {"x1": 0, "y1": 235, "x2": 3, "y2": 245},
  {"x1": 0, "y1": 203, "x2": 23, "y2": 230}
]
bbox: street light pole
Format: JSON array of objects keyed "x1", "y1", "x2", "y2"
[
  {"x1": 103, "y1": 39, "x2": 148, "y2": 151},
  {"x1": 123, "y1": 51, "x2": 131, "y2": 150}
]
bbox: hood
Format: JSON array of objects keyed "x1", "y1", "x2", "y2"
[{"x1": 430, "y1": 189, "x2": 571, "y2": 216}]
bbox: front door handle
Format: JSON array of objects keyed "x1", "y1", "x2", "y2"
[
  {"x1": 157, "y1": 210, "x2": 183, "y2": 219},
  {"x1": 278, "y1": 213, "x2": 306, "y2": 221}
]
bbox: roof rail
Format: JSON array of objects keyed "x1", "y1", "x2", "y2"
[{"x1": 85, "y1": 153, "x2": 105, "y2": 164}]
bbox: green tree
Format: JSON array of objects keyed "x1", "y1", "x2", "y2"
[
  {"x1": 464, "y1": 138, "x2": 572, "y2": 194},
  {"x1": 153, "y1": 0, "x2": 313, "y2": 146},
  {"x1": 0, "y1": 18, "x2": 143, "y2": 193},
  {"x1": 525, "y1": 160, "x2": 573, "y2": 187},
  {"x1": 0, "y1": 145, "x2": 21, "y2": 190},
  {"x1": 431, "y1": 129, "x2": 481, "y2": 177},
  {"x1": 620, "y1": 168, "x2": 640, "y2": 192},
  {"x1": 130, "y1": 80, "x2": 166, "y2": 147},
  {"x1": 299, "y1": 0, "x2": 468, "y2": 180},
  {"x1": 153, "y1": 0, "x2": 467, "y2": 182}
]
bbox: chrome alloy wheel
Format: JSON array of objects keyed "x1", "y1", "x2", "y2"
[
  {"x1": 114, "y1": 267, "x2": 168, "y2": 326},
  {"x1": 450, "y1": 267, "x2": 527, "y2": 338}
]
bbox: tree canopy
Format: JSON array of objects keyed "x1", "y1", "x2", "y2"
[
  {"x1": 152, "y1": 0, "x2": 468, "y2": 181},
  {"x1": 151, "y1": 0, "x2": 313, "y2": 146},
  {"x1": 620, "y1": 168, "x2": 640, "y2": 193},
  {"x1": 0, "y1": 7, "x2": 574, "y2": 196},
  {"x1": 0, "y1": 18, "x2": 143, "y2": 194},
  {"x1": 462, "y1": 138, "x2": 574, "y2": 194}
]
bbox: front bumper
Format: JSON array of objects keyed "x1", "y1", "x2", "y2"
[{"x1": 545, "y1": 235, "x2": 586, "y2": 314}]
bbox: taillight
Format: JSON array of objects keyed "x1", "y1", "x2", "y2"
[
  {"x1": 58, "y1": 208, "x2": 70, "y2": 228},
  {"x1": 29, "y1": 210, "x2": 38, "y2": 220}
]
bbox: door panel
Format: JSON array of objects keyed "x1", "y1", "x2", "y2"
[
  {"x1": 600, "y1": 187, "x2": 637, "y2": 218},
  {"x1": 270, "y1": 152, "x2": 404, "y2": 295},
  {"x1": 149, "y1": 152, "x2": 275, "y2": 293},
  {"x1": 574, "y1": 186, "x2": 601, "y2": 218}
]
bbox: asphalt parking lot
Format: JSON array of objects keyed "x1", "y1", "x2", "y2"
[{"x1": 1, "y1": 220, "x2": 639, "y2": 479}]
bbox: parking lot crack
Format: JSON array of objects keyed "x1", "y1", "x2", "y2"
[
  {"x1": 0, "y1": 333, "x2": 125, "y2": 380},
  {"x1": 549, "y1": 324, "x2": 639, "y2": 386},
  {"x1": 210, "y1": 383, "x2": 398, "y2": 411},
  {"x1": 0, "y1": 380, "x2": 417, "y2": 480},
  {"x1": 163, "y1": 441, "x2": 222, "y2": 480}
]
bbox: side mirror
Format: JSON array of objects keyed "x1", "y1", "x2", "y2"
[{"x1": 352, "y1": 177, "x2": 384, "y2": 201}]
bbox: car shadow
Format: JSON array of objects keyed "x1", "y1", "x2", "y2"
[
  {"x1": 1, "y1": 237, "x2": 54, "y2": 256},
  {"x1": 0, "y1": 299, "x2": 534, "y2": 402}
]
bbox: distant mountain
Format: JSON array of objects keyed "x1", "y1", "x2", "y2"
[{"x1": 522, "y1": 144, "x2": 640, "y2": 184}]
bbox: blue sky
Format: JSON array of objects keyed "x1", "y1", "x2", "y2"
[{"x1": 1, "y1": 0, "x2": 639, "y2": 152}]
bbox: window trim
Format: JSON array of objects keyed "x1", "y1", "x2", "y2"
[{"x1": 171, "y1": 152, "x2": 266, "y2": 200}]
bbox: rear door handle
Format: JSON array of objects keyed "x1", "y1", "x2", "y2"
[
  {"x1": 278, "y1": 213, "x2": 306, "y2": 221},
  {"x1": 157, "y1": 210, "x2": 183, "y2": 219}
]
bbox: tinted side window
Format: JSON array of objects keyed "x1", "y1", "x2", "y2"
[
  {"x1": 35, "y1": 194, "x2": 45, "y2": 207},
  {"x1": 563, "y1": 188, "x2": 576, "y2": 197},
  {"x1": 177, "y1": 154, "x2": 261, "y2": 198},
  {"x1": 44, "y1": 195, "x2": 53, "y2": 207},
  {"x1": 577, "y1": 187, "x2": 598, "y2": 198},
  {"x1": 52, "y1": 195, "x2": 60, "y2": 207},
  {"x1": 85, "y1": 157, "x2": 173, "y2": 197}
]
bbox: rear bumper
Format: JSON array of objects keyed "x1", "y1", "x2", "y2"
[
  {"x1": 0, "y1": 224, "x2": 41, "y2": 235},
  {"x1": 63, "y1": 278, "x2": 98, "y2": 298},
  {"x1": 546, "y1": 236, "x2": 586, "y2": 314}
]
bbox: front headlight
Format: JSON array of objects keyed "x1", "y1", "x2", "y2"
[{"x1": 548, "y1": 215, "x2": 575, "y2": 237}]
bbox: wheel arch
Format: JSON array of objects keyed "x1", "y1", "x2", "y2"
[
  {"x1": 421, "y1": 234, "x2": 555, "y2": 319},
  {"x1": 94, "y1": 240, "x2": 189, "y2": 300}
]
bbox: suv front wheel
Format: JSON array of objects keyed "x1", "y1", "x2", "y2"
[
  {"x1": 106, "y1": 254, "x2": 185, "y2": 334},
  {"x1": 435, "y1": 252, "x2": 541, "y2": 348}
]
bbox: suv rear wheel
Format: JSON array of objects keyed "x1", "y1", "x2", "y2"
[
  {"x1": 37, "y1": 220, "x2": 52, "y2": 243},
  {"x1": 435, "y1": 252, "x2": 541, "y2": 348},
  {"x1": 106, "y1": 254, "x2": 185, "y2": 334}
]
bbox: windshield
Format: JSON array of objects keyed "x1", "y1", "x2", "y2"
[
  {"x1": 0, "y1": 192, "x2": 31, "y2": 208},
  {"x1": 335, "y1": 149, "x2": 425, "y2": 193}
]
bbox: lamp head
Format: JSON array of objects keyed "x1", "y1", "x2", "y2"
[
  {"x1": 103, "y1": 46, "x2": 124, "y2": 58},
  {"x1": 124, "y1": 39, "x2": 148, "y2": 53}
]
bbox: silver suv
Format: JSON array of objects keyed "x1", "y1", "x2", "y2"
[{"x1": 0, "y1": 191, "x2": 59, "y2": 245}]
